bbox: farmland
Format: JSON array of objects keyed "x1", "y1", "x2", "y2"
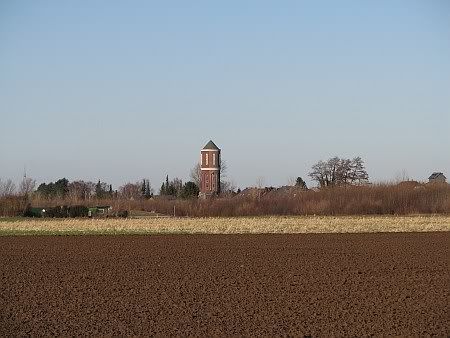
[
  {"x1": 1, "y1": 216, "x2": 448, "y2": 335},
  {"x1": 0, "y1": 214, "x2": 449, "y2": 235},
  {"x1": 1, "y1": 232, "x2": 449, "y2": 336}
]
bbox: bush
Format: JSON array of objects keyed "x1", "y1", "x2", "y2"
[
  {"x1": 68, "y1": 205, "x2": 89, "y2": 218},
  {"x1": 45, "y1": 206, "x2": 69, "y2": 218},
  {"x1": 116, "y1": 210, "x2": 128, "y2": 218},
  {"x1": 23, "y1": 205, "x2": 43, "y2": 218}
]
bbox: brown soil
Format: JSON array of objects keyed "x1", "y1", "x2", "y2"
[{"x1": 1, "y1": 233, "x2": 448, "y2": 336}]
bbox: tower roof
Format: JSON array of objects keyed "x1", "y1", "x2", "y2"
[{"x1": 202, "y1": 140, "x2": 220, "y2": 150}]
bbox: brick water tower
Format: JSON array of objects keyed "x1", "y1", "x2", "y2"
[{"x1": 200, "y1": 140, "x2": 221, "y2": 198}]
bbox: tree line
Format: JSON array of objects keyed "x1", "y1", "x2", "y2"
[{"x1": 0, "y1": 155, "x2": 370, "y2": 201}]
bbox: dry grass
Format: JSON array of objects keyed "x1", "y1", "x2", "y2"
[{"x1": 0, "y1": 215, "x2": 449, "y2": 235}]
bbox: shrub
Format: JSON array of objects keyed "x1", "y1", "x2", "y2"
[{"x1": 68, "y1": 205, "x2": 89, "y2": 218}]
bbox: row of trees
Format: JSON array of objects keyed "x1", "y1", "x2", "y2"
[
  {"x1": 159, "y1": 175, "x2": 200, "y2": 199},
  {"x1": 1, "y1": 155, "x2": 369, "y2": 200},
  {"x1": 36, "y1": 179, "x2": 115, "y2": 200},
  {"x1": 33, "y1": 178, "x2": 155, "y2": 200},
  {"x1": 0, "y1": 177, "x2": 36, "y2": 197}
]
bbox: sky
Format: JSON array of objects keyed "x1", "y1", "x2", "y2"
[{"x1": 1, "y1": 0, "x2": 449, "y2": 190}]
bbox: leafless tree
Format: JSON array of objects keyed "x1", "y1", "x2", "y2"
[
  {"x1": 68, "y1": 180, "x2": 95, "y2": 200},
  {"x1": 221, "y1": 179, "x2": 237, "y2": 195},
  {"x1": 349, "y1": 157, "x2": 369, "y2": 184},
  {"x1": 256, "y1": 176, "x2": 265, "y2": 188},
  {"x1": 309, "y1": 156, "x2": 369, "y2": 188},
  {"x1": 172, "y1": 178, "x2": 183, "y2": 195},
  {"x1": 394, "y1": 169, "x2": 409, "y2": 183},
  {"x1": 19, "y1": 177, "x2": 36, "y2": 196},
  {"x1": 190, "y1": 164, "x2": 201, "y2": 187},
  {"x1": 119, "y1": 182, "x2": 141, "y2": 200},
  {"x1": 0, "y1": 179, "x2": 16, "y2": 197}
]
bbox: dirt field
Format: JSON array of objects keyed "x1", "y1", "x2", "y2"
[{"x1": 1, "y1": 233, "x2": 448, "y2": 336}]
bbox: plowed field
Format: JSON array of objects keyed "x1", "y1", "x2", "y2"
[{"x1": 1, "y1": 233, "x2": 448, "y2": 336}]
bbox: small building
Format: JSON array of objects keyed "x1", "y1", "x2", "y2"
[
  {"x1": 199, "y1": 140, "x2": 221, "y2": 198},
  {"x1": 88, "y1": 206, "x2": 112, "y2": 217},
  {"x1": 428, "y1": 172, "x2": 446, "y2": 184}
]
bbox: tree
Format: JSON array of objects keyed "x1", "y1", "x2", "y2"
[
  {"x1": 171, "y1": 178, "x2": 183, "y2": 197},
  {"x1": 349, "y1": 157, "x2": 369, "y2": 184},
  {"x1": 159, "y1": 182, "x2": 166, "y2": 196},
  {"x1": 159, "y1": 176, "x2": 182, "y2": 197},
  {"x1": 36, "y1": 178, "x2": 69, "y2": 198},
  {"x1": 221, "y1": 179, "x2": 237, "y2": 195},
  {"x1": 181, "y1": 181, "x2": 199, "y2": 199},
  {"x1": 256, "y1": 177, "x2": 265, "y2": 188},
  {"x1": 119, "y1": 182, "x2": 141, "y2": 199},
  {"x1": 95, "y1": 180, "x2": 109, "y2": 199},
  {"x1": 95, "y1": 180, "x2": 103, "y2": 199},
  {"x1": 141, "y1": 179, "x2": 153, "y2": 199},
  {"x1": 0, "y1": 179, "x2": 16, "y2": 197},
  {"x1": 68, "y1": 180, "x2": 94, "y2": 200},
  {"x1": 309, "y1": 156, "x2": 369, "y2": 188},
  {"x1": 295, "y1": 177, "x2": 307, "y2": 189},
  {"x1": 190, "y1": 164, "x2": 201, "y2": 187},
  {"x1": 165, "y1": 175, "x2": 170, "y2": 194},
  {"x1": 141, "y1": 180, "x2": 146, "y2": 197},
  {"x1": 54, "y1": 178, "x2": 69, "y2": 198},
  {"x1": 19, "y1": 177, "x2": 36, "y2": 196},
  {"x1": 145, "y1": 180, "x2": 152, "y2": 199}
]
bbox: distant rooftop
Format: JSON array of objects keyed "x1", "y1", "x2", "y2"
[
  {"x1": 202, "y1": 140, "x2": 220, "y2": 150},
  {"x1": 429, "y1": 172, "x2": 446, "y2": 180}
]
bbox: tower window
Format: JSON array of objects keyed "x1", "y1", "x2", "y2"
[
  {"x1": 213, "y1": 153, "x2": 216, "y2": 166},
  {"x1": 206, "y1": 153, "x2": 208, "y2": 166}
]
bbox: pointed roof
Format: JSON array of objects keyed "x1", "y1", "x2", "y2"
[
  {"x1": 202, "y1": 140, "x2": 220, "y2": 150},
  {"x1": 429, "y1": 172, "x2": 446, "y2": 180}
]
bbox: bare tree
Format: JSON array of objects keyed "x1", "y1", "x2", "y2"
[
  {"x1": 349, "y1": 157, "x2": 369, "y2": 184},
  {"x1": 394, "y1": 169, "x2": 409, "y2": 183},
  {"x1": 220, "y1": 158, "x2": 228, "y2": 178},
  {"x1": 221, "y1": 179, "x2": 237, "y2": 195},
  {"x1": 19, "y1": 177, "x2": 36, "y2": 196},
  {"x1": 256, "y1": 176, "x2": 265, "y2": 188},
  {"x1": 119, "y1": 182, "x2": 142, "y2": 200},
  {"x1": 0, "y1": 179, "x2": 16, "y2": 197},
  {"x1": 309, "y1": 156, "x2": 369, "y2": 188},
  {"x1": 309, "y1": 160, "x2": 329, "y2": 187},
  {"x1": 68, "y1": 180, "x2": 95, "y2": 201}
]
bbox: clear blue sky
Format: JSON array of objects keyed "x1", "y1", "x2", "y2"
[{"x1": 1, "y1": 1, "x2": 449, "y2": 189}]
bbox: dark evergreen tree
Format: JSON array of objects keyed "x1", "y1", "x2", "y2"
[
  {"x1": 145, "y1": 180, "x2": 152, "y2": 199},
  {"x1": 95, "y1": 180, "x2": 103, "y2": 199},
  {"x1": 181, "y1": 181, "x2": 199, "y2": 199},
  {"x1": 159, "y1": 182, "x2": 166, "y2": 196},
  {"x1": 295, "y1": 177, "x2": 307, "y2": 189},
  {"x1": 141, "y1": 179, "x2": 146, "y2": 198},
  {"x1": 165, "y1": 175, "x2": 170, "y2": 193},
  {"x1": 36, "y1": 178, "x2": 69, "y2": 198}
]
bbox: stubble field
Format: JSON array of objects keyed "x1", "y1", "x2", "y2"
[{"x1": 0, "y1": 214, "x2": 449, "y2": 235}]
